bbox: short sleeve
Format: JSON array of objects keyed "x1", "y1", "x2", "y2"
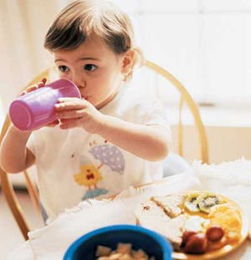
[
  {"x1": 26, "y1": 127, "x2": 61, "y2": 157},
  {"x1": 131, "y1": 97, "x2": 170, "y2": 126},
  {"x1": 119, "y1": 96, "x2": 172, "y2": 146},
  {"x1": 118, "y1": 93, "x2": 170, "y2": 127}
]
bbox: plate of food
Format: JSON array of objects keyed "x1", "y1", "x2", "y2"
[{"x1": 135, "y1": 191, "x2": 249, "y2": 259}]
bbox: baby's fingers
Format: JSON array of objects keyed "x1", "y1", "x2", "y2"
[
  {"x1": 41, "y1": 78, "x2": 47, "y2": 85},
  {"x1": 20, "y1": 78, "x2": 47, "y2": 96},
  {"x1": 57, "y1": 97, "x2": 80, "y2": 103},
  {"x1": 56, "y1": 109, "x2": 83, "y2": 120},
  {"x1": 59, "y1": 118, "x2": 80, "y2": 129},
  {"x1": 47, "y1": 119, "x2": 60, "y2": 127},
  {"x1": 55, "y1": 99, "x2": 86, "y2": 111}
]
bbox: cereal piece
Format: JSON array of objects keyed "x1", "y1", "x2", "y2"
[
  {"x1": 132, "y1": 249, "x2": 148, "y2": 258},
  {"x1": 117, "y1": 243, "x2": 132, "y2": 255},
  {"x1": 120, "y1": 254, "x2": 134, "y2": 260},
  {"x1": 133, "y1": 257, "x2": 148, "y2": 260},
  {"x1": 110, "y1": 251, "x2": 120, "y2": 255},
  {"x1": 96, "y1": 243, "x2": 153, "y2": 260},
  {"x1": 96, "y1": 245, "x2": 112, "y2": 256},
  {"x1": 109, "y1": 253, "x2": 124, "y2": 259}
]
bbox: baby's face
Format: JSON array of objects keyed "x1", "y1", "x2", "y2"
[{"x1": 53, "y1": 34, "x2": 125, "y2": 108}]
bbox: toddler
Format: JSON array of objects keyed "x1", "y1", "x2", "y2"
[{"x1": 0, "y1": 0, "x2": 171, "y2": 220}]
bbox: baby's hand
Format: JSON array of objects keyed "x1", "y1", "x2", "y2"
[
  {"x1": 20, "y1": 78, "x2": 47, "y2": 96},
  {"x1": 55, "y1": 97, "x2": 104, "y2": 133}
]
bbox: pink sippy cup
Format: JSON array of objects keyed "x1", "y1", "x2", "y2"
[{"x1": 9, "y1": 79, "x2": 81, "y2": 131}]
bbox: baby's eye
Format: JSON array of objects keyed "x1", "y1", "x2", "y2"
[
  {"x1": 58, "y1": 65, "x2": 69, "y2": 73},
  {"x1": 84, "y1": 64, "x2": 97, "y2": 71}
]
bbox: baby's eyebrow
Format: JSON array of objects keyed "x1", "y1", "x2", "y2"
[
  {"x1": 55, "y1": 58, "x2": 66, "y2": 62},
  {"x1": 78, "y1": 57, "x2": 100, "y2": 61},
  {"x1": 54, "y1": 57, "x2": 101, "y2": 63}
]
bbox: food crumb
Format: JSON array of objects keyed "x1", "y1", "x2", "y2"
[{"x1": 96, "y1": 243, "x2": 155, "y2": 260}]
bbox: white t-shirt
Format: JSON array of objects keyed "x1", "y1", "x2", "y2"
[{"x1": 27, "y1": 67, "x2": 171, "y2": 219}]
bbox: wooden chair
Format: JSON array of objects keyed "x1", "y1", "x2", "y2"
[
  {"x1": 144, "y1": 60, "x2": 208, "y2": 163},
  {"x1": 0, "y1": 60, "x2": 209, "y2": 240}
]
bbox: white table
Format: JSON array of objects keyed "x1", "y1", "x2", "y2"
[{"x1": 9, "y1": 159, "x2": 251, "y2": 260}]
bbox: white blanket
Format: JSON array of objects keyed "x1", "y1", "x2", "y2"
[
  {"x1": 9, "y1": 171, "x2": 199, "y2": 260},
  {"x1": 9, "y1": 159, "x2": 251, "y2": 259}
]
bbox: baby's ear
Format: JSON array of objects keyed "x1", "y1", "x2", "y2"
[{"x1": 121, "y1": 49, "x2": 135, "y2": 75}]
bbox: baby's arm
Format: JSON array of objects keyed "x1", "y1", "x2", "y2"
[
  {"x1": 55, "y1": 98, "x2": 169, "y2": 161},
  {"x1": 0, "y1": 125, "x2": 35, "y2": 173},
  {"x1": 0, "y1": 79, "x2": 50, "y2": 173},
  {"x1": 96, "y1": 115, "x2": 169, "y2": 161}
]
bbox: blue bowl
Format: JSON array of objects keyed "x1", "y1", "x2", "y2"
[{"x1": 63, "y1": 224, "x2": 172, "y2": 260}]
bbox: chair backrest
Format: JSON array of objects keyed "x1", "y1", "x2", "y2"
[
  {"x1": 0, "y1": 60, "x2": 209, "y2": 240},
  {"x1": 144, "y1": 60, "x2": 208, "y2": 163}
]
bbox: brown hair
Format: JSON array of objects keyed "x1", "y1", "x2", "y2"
[{"x1": 44, "y1": 0, "x2": 143, "y2": 78}]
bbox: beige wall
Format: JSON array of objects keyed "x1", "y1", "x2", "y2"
[
  {"x1": 0, "y1": 1, "x2": 64, "y2": 115},
  {"x1": 171, "y1": 125, "x2": 251, "y2": 163},
  {"x1": 206, "y1": 126, "x2": 251, "y2": 163}
]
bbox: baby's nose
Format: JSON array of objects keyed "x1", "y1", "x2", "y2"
[
  {"x1": 73, "y1": 78, "x2": 86, "y2": 89},
  {"x1": 71, "y1": 73, "x2": 86, "y2": 89}
]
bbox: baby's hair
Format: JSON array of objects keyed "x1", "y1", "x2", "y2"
[{"x1": 44, "y1": 0, "x2": 143, "y2": 79}]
